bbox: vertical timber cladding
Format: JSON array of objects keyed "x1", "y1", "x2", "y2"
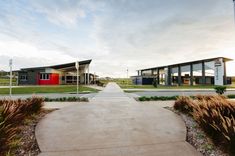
[{"x1": 214, "y1": 58, "x2": 224, "y2": 86}]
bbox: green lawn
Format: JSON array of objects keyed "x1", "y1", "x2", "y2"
[
  {"x1": 100, "y1": 78, "x2": 132, "y2": 86},
  {"x1": 0, "y1": 78, "x2": 17, "y2": 86},
  {"x1": 121, "y1": 84, "x2": 235, "y2": 89},
  {"x1": 0, "y1": 85, "x2": 99, "y2": 94}
]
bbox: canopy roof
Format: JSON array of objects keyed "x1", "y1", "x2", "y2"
[
  {"x1": 139, "y1": 57, "x2": 232, "y2": 71},
  {"x1": 20, "y1": 60, "x2": 92, "y2": 71}
]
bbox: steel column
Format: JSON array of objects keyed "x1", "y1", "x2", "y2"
[
  {"x1": 178, "y1": 65, "x2": 181, "y2": 86},
  {"x1": 190, "y1": 64, "x2": 193, "y2": 86},
  {"x1": 202, "y1": 61, "x2": 206, "y2": 85}
]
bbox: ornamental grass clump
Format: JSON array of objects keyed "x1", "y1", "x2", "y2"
[
  {"x1": 0, "y1": 97, "x2": 44, "y2": 154},
  {"x1": 174, "y1": 96, "x2": 195, "y2": 114},
  {"x1": 0, "y1": 100, "x2": 25, "y2": 152},
  {"x1": 193, "y1": 96, "x2": 235, "y2": 153},
  {"x1": 174, "y1": 95, "x2": 235, "y2": 154}
]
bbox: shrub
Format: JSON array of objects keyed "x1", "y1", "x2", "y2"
[
  {"x1": 174, "y1": 96, "x2": 195, "y2": 114},
  {"x1": 27, "y1": 96, "x2": 44, "y2": 114},
  {"x1": 80, "y1": 97, "x2": 88, "y2": 102},
  {"x1": 0, "y1": 101, "x2": 25, "y2": 152},
  {"x1": 39, "y1": 96, "x2": 89, "y2": 102},
  {"x1": 0, "y1": 97, "x2": 44, "y2": 153},
  {"x1": 44, "y1": 97, "x2": 49, "y2": 102},
  {"x1": 192, "y1": 96, "x2": 235, "y2": 153},
  {"x1": 227, "y1": 95, "x2": 235, "y2": 99},
  {"x1": 138, "y1": 96, "x2": 178, "y2": 101},
  {"x1": 174, "y1": 95, "x2": 235, "y2": 154},
  {"x1": 152, "y1": 79, "x2": 158, "y2": 88},
  {"x1": 145, "y1": 97, "x2": 151, "y2": 101},
  {"x1": 214, "y1": 86, "x2": 227, "y2": 95},
  {"x1": 139, "y1": 96, "x2": 146, "y2": 101}
]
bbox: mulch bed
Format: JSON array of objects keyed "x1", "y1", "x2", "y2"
[
  {"x1": 165, "y1": 106, "x2": 229, "y2": 156},
  {"x1": 12, "y1": 109, "x2": 57, "y2": 156}
]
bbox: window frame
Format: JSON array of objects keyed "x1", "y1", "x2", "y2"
[
  {"x1": 20, "y1": 75, "x2": 28, "y2": 81},
  {"x1": 40, "y1": 73, "x2": 50, "y2": 80}
]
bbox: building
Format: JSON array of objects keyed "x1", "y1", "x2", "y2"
[
  {"x1": 18, "y1": 60, "x2": 93, "y2": 85},
  {"x1": 132, "y1": 57, "x2": 233, "y2": 86}
]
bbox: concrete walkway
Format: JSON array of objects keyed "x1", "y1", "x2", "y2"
[{"x1": 36, "y1": 83, "x2": 201, "y2": 156}]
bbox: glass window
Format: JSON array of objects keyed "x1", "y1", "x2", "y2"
[
  {"x1": 142, "y1": 70, "x2": 152, "y2": 76},
  {"x1": 193, "y1": 63, "x2": 202, "y2": 85},
  {"x1": 20, "y1": 75, "x2": 27, "y2": 81},
  {"x1": 40, "y1": 73, "x2": 50, "y2": 80},
  {"x1": 171, "y1": 67, "x2": 178, "y2": 85},
  {"x1": 181, "y1": 65, "x2": 191, "y2": 85},
  {"x1": 205, "y1": 61, "x2": 215, "y2": 76},
  {"x1": 159, "y1": 68, "x2": 165, "y2": 85}
]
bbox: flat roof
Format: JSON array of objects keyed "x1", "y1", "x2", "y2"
[
  {"x1": 21, "y1": 59, "x2": 92, "y2": 71},
  {"x1": 139, "y1": 57, "x2": 233, "y2": 71}
]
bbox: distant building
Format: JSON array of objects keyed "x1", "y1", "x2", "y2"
[
  {"x1": 132, "y1": 57, "x2": 233, "y2": 86},
  {"x1": 17, "y1": 60, "x2": 94, "y2": 85}
]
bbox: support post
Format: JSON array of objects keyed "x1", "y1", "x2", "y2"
[
  {"x1": 84, "y1": 68, "x2": 86, "y2": 85},
  {"x1": 224, "y1": 61, "x2": 227, "y2": 85},
  {"x1": 202, "y1": 61, "x2": 206, "y2": 85},
  {"x1": 87, "y1": 65, "x2": 90, "y2": 85},
  {"x1": 178, "y1": 65, "x2": 181, "y2": 86},
  {"x1": 167, "y1": 67, "x2": 172, "y2": 85},
  {"x1": 157, "y1": 69, "x2": 160, "y2": 85},
  {"x1": 75, "y1": 61, "x2": 79, "y2": 95},
  {"x1": 65, "y1": 74, "x2": 67, "y2": 85},
  {"x1": 190, "y1": 63, "x2": 193, "y2": 86}
]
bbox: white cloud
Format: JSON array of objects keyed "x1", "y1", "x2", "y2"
[
  {"x1": 0, "y1": 38, "x2": 74, "y2": 70},
  {"x1": 29, "y1": 0, "x2": 102, "y2": 28},
  {"x1": 0, "y1": 0, "x2": 235, "y2": 78}
]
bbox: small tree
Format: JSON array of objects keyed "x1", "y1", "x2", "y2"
[
  {"x1": 214, "y1": 86, "x2": 227, "y2": 95},
  {"x1": 152, "y1": 79, "x2": 158, "y2": 88}
]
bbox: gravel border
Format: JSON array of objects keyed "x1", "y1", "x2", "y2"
[
  {"x1": 165, "y1": 107, "x2": 229, "y2": 156},
  {"x1": 12, "y1": 109, "x2": 56, "y2": 156}
]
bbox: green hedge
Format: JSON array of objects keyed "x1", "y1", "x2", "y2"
[
  {"x1": 139, "y1": 96, "x2": 178, "y2": 101},
  {"x1": 43, "y1": 97, "x2": 88, "y2": 102},
  {"x1": 227, "y1": 95, "x2": 235, "y2": 99},
  {"x1": 139, "y1": 95, "x2": 235, "y2": 101}
]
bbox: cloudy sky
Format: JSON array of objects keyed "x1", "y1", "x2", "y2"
[{"x1": 0, "y1": 0, "x2": 235, "y2": 77}]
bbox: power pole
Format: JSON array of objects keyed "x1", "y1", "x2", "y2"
[{"x1": 75, "y1": 61, "x2": 79, "y2": 95}]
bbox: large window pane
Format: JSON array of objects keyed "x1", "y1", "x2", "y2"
[
  {"x1": 171, "y1": 67, "x2": 178, "y2": 85},
  {"x1": 181, "y1": 65, "x2": 190, "y2": 85},
  {"x1": 193, "y1": 63, "x2": 202, "y2": 85}
]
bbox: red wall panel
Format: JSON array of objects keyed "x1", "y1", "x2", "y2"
[{"x1": 38, "y1": 73, "x2": 59, "y2": 85}]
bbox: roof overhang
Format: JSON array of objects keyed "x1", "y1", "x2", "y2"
[
  {"x1": 139, "y1": 57, "x2": 233, "y2": 71},
  {"x1": 20, "y1": 59, "x2": 92, "y2": 71}
]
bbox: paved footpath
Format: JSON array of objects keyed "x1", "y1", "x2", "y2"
[{"x1": 36, "y1": 83, "x2": 201, "y2": 156}]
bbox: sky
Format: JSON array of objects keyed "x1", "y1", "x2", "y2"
[{"x1": 0, "y1": 0, "x2": 235, "y2": 77}]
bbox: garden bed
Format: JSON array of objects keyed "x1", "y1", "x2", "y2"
[
  {"x1": 137, "y1": 95, "x2": 235, "y2": 101},
  {"x1": 9, "y1": 109, "x2": 56, "y2": 156},
  {"x1": 0, "y1": 97, "x2": 48, "y2": 155},
  {"x1": 173, "y1": 95, "x2": 235, "y2": 155},
  {"x1": 166, "y1": 106, "x2": 228, "y2": 156},
  {"x1": 44, "y1": 96, "x2": 88, "y2": 102}
]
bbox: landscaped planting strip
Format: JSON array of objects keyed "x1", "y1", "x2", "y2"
[
  {"x1": 138, "y1": 95, "x2": 235, "y2": 101},
  {"x1": 43, "y1": 97, "x2": 89, "y2": 102}
]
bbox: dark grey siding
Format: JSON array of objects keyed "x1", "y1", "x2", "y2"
[{"x1": 18, "y1": 69, "x2": 44, "y2": 85}]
